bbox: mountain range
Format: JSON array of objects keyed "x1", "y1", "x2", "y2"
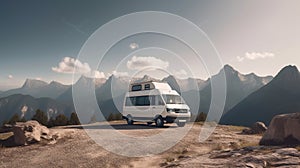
[
  {"x1": 1, "y1": 64, "x2": 299, "y2": 126},
  {"x1": 0, "y1": 79, "x2": 70, "y2": 99},
  {"x1": 198, "y1": 65, "x2": 273, "y2": 114},
  {"x1": 0, "y1": 94, "x2": 74, "y2": 124},
  {"x1": 220, "y1": 65, "x2": 300, "y2": 126}
]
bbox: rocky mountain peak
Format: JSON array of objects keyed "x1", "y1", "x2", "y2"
[
  {"x1": 223, "y1": 64, "x2": 239, "y2": 74},
  {"x1": 275, "y1": 65, "x2": 299, "y2": 80},
  {"x1": 22, "y1": 79, "x2": 48, "y2": 89}
]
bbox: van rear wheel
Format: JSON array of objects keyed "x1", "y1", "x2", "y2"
[
  {"x1": 127, "y1": 116, "x2": 134, "y2": 125},
  {"x1": 155, "y1": 116, "x2": 164, "y2": 127}
]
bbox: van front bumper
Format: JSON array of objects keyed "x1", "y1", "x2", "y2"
[{"x1": 164, "y1": 114, "x2": 190, "y2": 123}]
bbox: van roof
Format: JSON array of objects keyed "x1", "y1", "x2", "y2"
[{"x1": 152, "y1": 82, "x2": 172, "y2": 91}]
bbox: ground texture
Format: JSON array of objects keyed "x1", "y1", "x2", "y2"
[{"x1": 0, "y1": 121, "x2": 299, "y2": 168}]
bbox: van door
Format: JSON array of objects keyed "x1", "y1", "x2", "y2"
[
  {"x1": 148, "y1": 95, "x2": 165, "y2": 118},
  {"x1": 130, "y1": 96, "x2": 150, "y2": 121}
]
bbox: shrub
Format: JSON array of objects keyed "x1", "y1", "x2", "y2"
[
  {"x1": 8, "y1": 113, "x2": 21, "y2": 125},
  {"x1": 32, "y1": 109, "x2": 48, "y2": 126},
  {"x1": 20, "y1": 117, "x2": 26, "y2": 122},
  {"x1": 195, "y1": 112, "x2": 207, "y2": 122},
  {"x1": 68, "y1": 112, "x2": 80, "y2": 125},
  {"x1": 54, "y1": 114, "x2": 68, "y2": 126}
]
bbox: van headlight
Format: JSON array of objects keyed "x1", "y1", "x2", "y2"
[{"x1": 167, "y1": 108, "x2": 174, "y2": 113}]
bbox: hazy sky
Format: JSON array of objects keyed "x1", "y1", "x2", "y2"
[{"x1": 1, "y1": 0, "x2": 300, "y2": 90}]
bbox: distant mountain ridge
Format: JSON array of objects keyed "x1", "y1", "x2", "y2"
[
  {"x1": 0, "y1": 79, "x2": 70, "y2": 99},
  {"x1": 56, "y1": 75, "x2": 107, "y2": 105},
  {"x1": 162, "y1": 75, "x2": 208, "y2": 93},
  {"x1": 189, "y1": 65, "x2": 273, "y2": 115},
  {"x1": 221, "y1": 65, "x2": 300, "y2": 126}
]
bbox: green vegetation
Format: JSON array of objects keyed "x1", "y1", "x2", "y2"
[
  {"x1": 195, "y1": 112, "x2": 207, "y2": 122},
  {"x1": 54, "y1": 114, "x2": 68, "y2": 126},
  {"x1": 2, "y1": 110, "x2": 123, "y2": 128},
  {"x1": 32, "y1": 109, "x2": 48, "y2": 126},
  {"x1": 8, "y1": 114, "x2": 20, "y2": 125},
  {"x1": 2, "y1": 113, "x2": 27, "y2": 126},
  {"x1": 68, "y1": 112, "x2": 81, "y2": 125}
]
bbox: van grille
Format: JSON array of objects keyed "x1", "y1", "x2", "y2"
[{"x1": 174, "y1": 109, "x2": 188, "y2": 113}]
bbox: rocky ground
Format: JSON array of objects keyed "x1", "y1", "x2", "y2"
[{"x1": 0, "y1": 121, "x2": 299, "y2": 168}]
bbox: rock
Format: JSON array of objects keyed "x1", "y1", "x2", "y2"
[
  {"x1": 245, "y1": 163, "x2": 256, "y2": 168},
  {"x1": 242, "y1": 122, "x2": 267, "y2": 134},
  {"x1": 275, "y1": 148, "x2": 300, "y2": 157},
  {"x1": 269, "y1": 157, "x2": 300, "y2": 167},
  {"x1": 12, "y1": 120, "x2": 55, "y2": 146},
  {"x1": 210, "y1": 151, "x2": 233, "y2": 159},
  {"x1": 260, "y1": 113, "x2": 300, "y2": 145},
  {"x1": 242, "y1": 128, "x2": 254, "y2": 134},
  {"x1": 178, "y1": 155, "x2": 191, "y2": 159},
  {"x1": 251, "y1": 122, "x2": 267, "y2": 134}
]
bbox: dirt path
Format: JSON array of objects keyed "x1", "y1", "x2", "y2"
[{"x1": 0, "y1": 121, "x2": 262, "y2": 168}]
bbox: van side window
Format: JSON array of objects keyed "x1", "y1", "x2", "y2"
[
  {"x1": 125, "y1": 97, "x2": 135, "y2": 106},
  {"x1": 135, "y1": 96, "x2": 149, "y2": 106},
  {"x1": 144, "y1": 84, "x2": 150, "y2": 90},
  {"x1": 144, "y1": 96, "x2": 150, "y2": 106},
  {"x1": 132, "y1": 85, "x2": 142, "y2": 91},
  {"x1": 126, "y1": 96, "x2": 156, "y2": 106}
]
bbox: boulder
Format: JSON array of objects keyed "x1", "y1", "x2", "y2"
[
  {"x1": 242, "y1": 122, "x2": 267, "y2": 134},
  {"x1": 251, "y1": 122, "x2": 267, "y2": 134},
  {"x1": 12, "y1": 120, "x2": 55, "y2": 146},
  {"x1": 260, "y1": 113, "x2": 300, "y2": 145}
]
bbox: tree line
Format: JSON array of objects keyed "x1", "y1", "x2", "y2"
[
  {"x1": 2, "y1": 109, "x2": 124, "y2": 127},
  {"x1": 2, "y1": 109, "x2": 80, "y2": 127}
]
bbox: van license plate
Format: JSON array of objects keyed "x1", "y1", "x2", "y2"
[{"x1": 178, "y1": 120, "x2": 186, "y2": 122}]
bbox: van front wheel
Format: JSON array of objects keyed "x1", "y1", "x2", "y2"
[{"x1": 155, "y1": 116, "x2": 164, "y2": 127}]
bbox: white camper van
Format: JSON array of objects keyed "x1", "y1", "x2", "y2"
[{"x1": 122, "y1": 81, "x2": 191, "y2": 127}]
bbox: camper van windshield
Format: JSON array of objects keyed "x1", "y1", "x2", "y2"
[{"x1": 162, "y1": 95, "x2": 184, "y2": 104}]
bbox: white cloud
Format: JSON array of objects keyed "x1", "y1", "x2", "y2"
[
  {"x1": 127, "y1": 56, "x2": 169, "y2": 70},
  {"x1": 8, "y1": 75, "x2": 13, "y2": 79},
  {"x1": 52, "y1": 57, "x2": 91, "y2": 74},
  {"x1": 129, "y1": 43, "x2": 139, "y2": 50},
  {"x1": 91, "y1": 70, "x2": 106, "y2": 78},
  {"x1": 174, "y1": 69, "x2": 188, "y2": 78},
  {"x1": 111, "y1": 70, "x2": 128, "y2": 77},
  {"x1": 236, "y1": 56, "x2": 245, "y2": 62},
  {"x1": 237, "y1": 52, "x2": 275, "y2": 62}
]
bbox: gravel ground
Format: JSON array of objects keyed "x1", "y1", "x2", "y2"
[{"x1": 0, "y1": 121, "x2": 271, "y2": 168}]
